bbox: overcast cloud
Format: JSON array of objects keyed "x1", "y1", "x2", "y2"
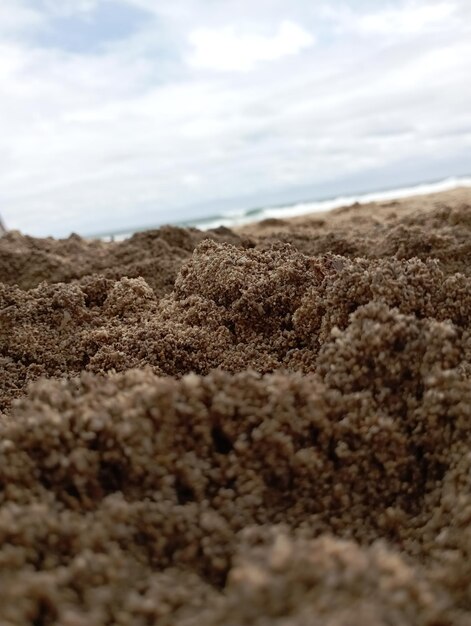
[{"x1": 0, "y1": 0, "x2": 470, "y2": 236}]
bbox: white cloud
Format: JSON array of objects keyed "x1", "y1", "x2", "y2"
[
  {"x1": 325, "y1": 0, "x2": 459, "y2": 38},
  {"x1": 357, "y1": 2, "x2": 457, "y2": 35},
  {"x1": 182, "y1": 174, "x2": 202, "y2": 187},
  {"x1": 0, "y1": 1, "x2": 44, "y2": 36},
  {"x1": 188, "y1": 21, "x2": 314, "y2": 72}
]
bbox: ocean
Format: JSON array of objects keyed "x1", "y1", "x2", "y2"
[{"x1": 100, "y1": 175, "x2": 471, "y2": 241}]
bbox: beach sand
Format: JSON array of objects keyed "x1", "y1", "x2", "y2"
[{"x1": 1, "y1": 187, "x2": 471, "y2": 624}]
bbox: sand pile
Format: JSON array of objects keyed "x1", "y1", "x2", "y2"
[
  {"x1": 0, "y1": 225, "x2": 249, "y2": 294},
  {"x1": 1, "y1": 189, "x2": 471, "y2": 625}
]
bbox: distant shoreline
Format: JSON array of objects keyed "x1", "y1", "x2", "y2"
[
  {"x1": 95, "y1": 174, "x2": 471, "y2": 241},
  {"x1": 237, "y1": 184, "x2": 471, "y2": 237}
]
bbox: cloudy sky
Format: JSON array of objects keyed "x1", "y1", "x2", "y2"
[{"x1": 1, "y1": 0, "x2": 470, "y2": 237}]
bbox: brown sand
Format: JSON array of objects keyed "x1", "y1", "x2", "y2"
[{"x1": 1, "y1": 188, "x2": 471, "y2": 624}]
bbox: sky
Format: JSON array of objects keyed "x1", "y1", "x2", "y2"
[{"x1": 0, "y1": 0, "x2": 470, "y2": 237}]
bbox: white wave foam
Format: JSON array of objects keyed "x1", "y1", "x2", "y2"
[
  {"x1": 98, "y1": 175, "x2": 471, "y2": 239},
  {"x1": 258, "y1": 176, "x2": 471, "y2": 222}
]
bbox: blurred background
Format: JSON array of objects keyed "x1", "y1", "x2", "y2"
[{"x1": 0, "y1": 0, "x2": 470, "y2": 238}]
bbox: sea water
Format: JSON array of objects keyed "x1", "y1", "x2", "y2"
[{"x1": 100, "y1": 175, "x2": 471, "y2": 241}]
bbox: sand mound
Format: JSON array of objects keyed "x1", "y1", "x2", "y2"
[
  {"x1": 0, "y1": 226, "x2": 249, "y2": 295},
  {"x1": 1, "y1": 190, "x2": 471, "y2": 625}
]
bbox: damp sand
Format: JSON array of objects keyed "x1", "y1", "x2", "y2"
[{"x1": 1, "y1": 188, "x2": 471, "y2": 624}]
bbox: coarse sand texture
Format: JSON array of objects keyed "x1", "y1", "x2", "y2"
[{"x1": 1, "y1": 188, "x2": 471, "y2": 625}]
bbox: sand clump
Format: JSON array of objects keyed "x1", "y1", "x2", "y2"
[{"x1": 1, "y1": 188, "x2": 471, "y2": 624}]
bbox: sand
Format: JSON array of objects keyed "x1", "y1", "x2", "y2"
[{"x1": 1, "y1": 187, "x2": 471, "y2": 625}]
